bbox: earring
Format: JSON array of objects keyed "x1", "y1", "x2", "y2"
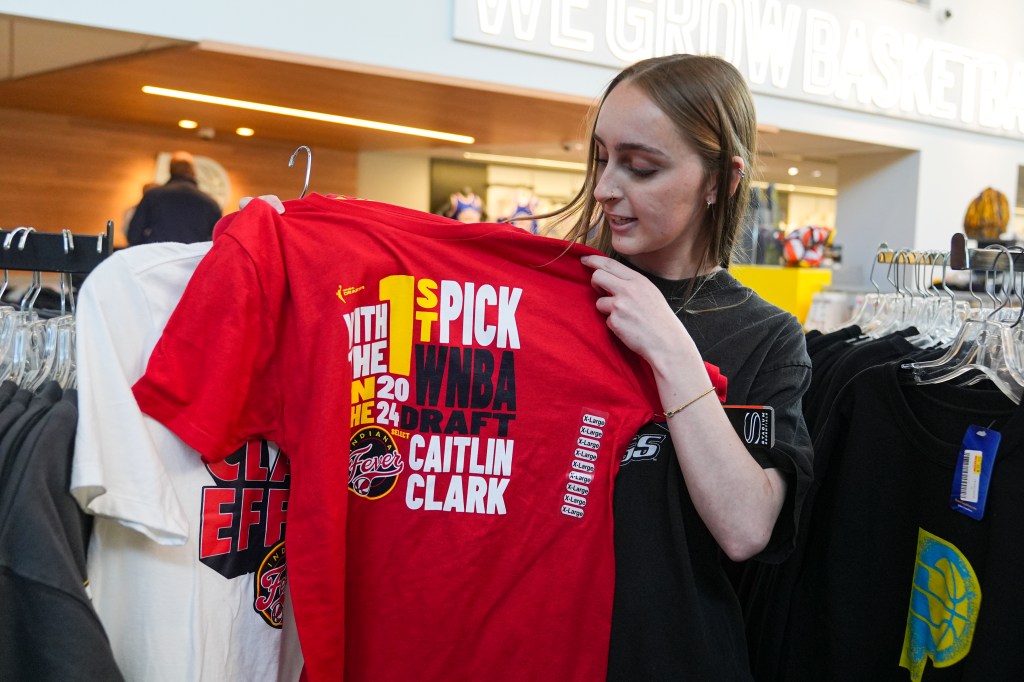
[{"x1": 706, "y1": 199, "x2": 713, "y2": 210}]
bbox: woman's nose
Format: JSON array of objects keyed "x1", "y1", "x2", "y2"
[{"x1": 593, "y1": 172, "x2": 618, "y2": 204}]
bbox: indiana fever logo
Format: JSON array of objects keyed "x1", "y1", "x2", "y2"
[
  {"x1": 349, "y1": 425, "x2": 405, "y2": 499},
  {"x1": 254, "y1": 542, "x2": 287, "y2": 628},
  {"x1": 199, "y1": 440, "x2": 290, "y2": 629}
]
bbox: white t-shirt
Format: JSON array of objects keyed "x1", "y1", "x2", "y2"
[{"x1": 72, "y1": 241, "x2": 303, "y2": 681}]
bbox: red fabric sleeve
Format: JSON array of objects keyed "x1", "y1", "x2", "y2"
[{"x1": 132, "y1": 207, "x2": 284, "y2": 461}]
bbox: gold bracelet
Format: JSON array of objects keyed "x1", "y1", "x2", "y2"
[{"x1": 663, "y1": 386, "x2": 716, "y2": 419}]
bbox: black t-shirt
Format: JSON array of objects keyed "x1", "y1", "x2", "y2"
[
  {"x1": 805, "y1": 324, "x2": 860, "y2": 360},
  {"x1": 607, "y1": 268, "x2": 813, "y2": 681},
  {"x1": 804, "y1": 330, "x2": 923, "y2": 437},
  {"x1": 780, "y1": 361, "x2": 1024, "y2": 681},
  {"x1": 749, "y1": 326, "x2": 952, "y2": 680}
]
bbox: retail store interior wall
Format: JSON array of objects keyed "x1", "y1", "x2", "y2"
[
  {"x1": 0, "y1": 107, "x2": 359, "y2": 248},
  {"x1": 357, "y1": 152, "x2": 431, "y2": 213},
  {"x1": 834, "y1": 150, "x2": 920, "y2": 288}
]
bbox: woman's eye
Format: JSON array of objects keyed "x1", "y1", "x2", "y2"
[
  {"x1": 628, "y1": 166, "x2": 656, "y2": 178},
  {"x1": 595, "y1": 157, "x2": 608, "y2": 166}
]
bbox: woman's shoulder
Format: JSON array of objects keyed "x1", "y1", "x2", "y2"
[
  {"x1": 689, "y1": 270, "x2": 808, "y2": 361},
  {"x1": 700, "y1": 270, "x2": 801, "y2": 326}
]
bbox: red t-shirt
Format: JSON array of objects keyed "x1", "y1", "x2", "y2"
[{"x1": 134, "y1": 195, "x2": 665, "y2": 681}]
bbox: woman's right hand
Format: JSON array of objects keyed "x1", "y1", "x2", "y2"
[
  {"x1": 580, "y1": 254, "x2": 694, "y2": 369},
  {"x1": 239, "y1": 195, "x2": 286, "y2": 214}
]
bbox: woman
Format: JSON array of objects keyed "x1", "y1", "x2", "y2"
[
  {"x1": 558, "y1": 54, "x2": 814, "y2": 679},
  {"x1": 241, "y1": 54, "x2": 813, "y2": 679}
]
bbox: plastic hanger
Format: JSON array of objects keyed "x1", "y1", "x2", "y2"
[
  {"x1": 0, "y1": 224, "x2": 110, "y2": 389},
  {"x1": 899, "y1": 250, "x2": 967, "y2": 348},
  {"x1": 0, "y1": 229, "x2": 39, "y2": 384},
  {"x1": 25, "y1": 230, "x2": 78, "y2": 391},
  {"x1": 920, "y1": 252, "x2": 970, "y2": 347},
  {"x1": 863, "y1": 249, "x2": 914, "y2": 338},
  {"x1": 905, "y1": 246, "x2": 1022, "y2": 404},
  {"x1": 995, "y1": 246, "x2": 1024, "y2": 390},
  {"x1": 899, "y1": 251, "x2": 939, "y2": 342},
  {"x1": 832, "y1": 242, "x2": 890, "y2": 332},
  {"x1": 904, "y1": 249, "x2": 994, "y2": 374}
]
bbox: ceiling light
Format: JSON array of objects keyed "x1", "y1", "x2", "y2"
[
  {"x1": 811, "y1": 169, "x2": 822, "y2": 178},
  {"x1": 463, "y1": 152, "x2": 587, "y2": 171},
  {"x1": 787, "y1": 166, "x2": 799, "y2": 176},
  {"x1": 144, "y1": 85, "x2": 475, "y2": 144},
  {"x1": 178, "y1": 119, "x2": 198, "y2": 129},
  {"x1": 236, "y1": 127, "x2": 255, "y2": 137}
]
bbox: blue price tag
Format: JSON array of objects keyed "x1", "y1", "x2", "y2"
[{"x1": 951, "y1": 425, "x2": 1000, "y2": 520}]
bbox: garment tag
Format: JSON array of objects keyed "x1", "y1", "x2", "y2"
[
  {"x1": 723, "y1": 405, "x2": 774, "y2": 449},
  {"x1": 951, "y1": 425, "x2": 1000, "y2": 520}
]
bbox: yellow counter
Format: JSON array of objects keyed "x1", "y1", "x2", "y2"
[{"x1": 730, "y1": 265, "x2": 832, "y2": 325}]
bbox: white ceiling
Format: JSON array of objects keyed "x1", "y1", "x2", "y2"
[
  {"x1": 0, "y1": 14, "x2": 185, "y2": 80},
  {"x1": 0, "y1": 13, "x2": 908, "y2": 191}
]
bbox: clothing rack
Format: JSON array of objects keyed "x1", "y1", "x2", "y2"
[
  {"x1": 0, "y1": 221, "x2": 114, "y2": 274},
  {"x1": 862, "y1": 242, "x2": 948, "y2": 294},
  {"x1": 948, "y1": 231, "x2": 1024, "y2": 272},
  {"x1": 874, "y1": 248, "x2": 943, "y2": 265}
]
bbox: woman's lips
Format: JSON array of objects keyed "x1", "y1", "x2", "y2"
[{"x1": 605, "y1": 214, "x2": 636, "y2": 231}]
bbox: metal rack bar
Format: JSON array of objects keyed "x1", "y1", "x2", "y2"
[
  {"x1": 949, "y1": 232, "x2": 1024, "y2": 271},
  {"x1": 0, "y1": 221, "x2": 114, "y2": 274},
  {"x1": 875, "y1": 250, "x2": 943, "y2": 265}
]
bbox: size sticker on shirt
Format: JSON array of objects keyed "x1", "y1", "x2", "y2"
[{"x1": 561, "y1": 409, "x2": 608, "y2": 519}]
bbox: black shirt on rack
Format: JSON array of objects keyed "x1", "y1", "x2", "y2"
[
  {"x1": 0, "y1": 387, "x2": 124, "y2": 681},
  {"x1": 777, "y1": 361, "x2": 1024, "y2": 681}
]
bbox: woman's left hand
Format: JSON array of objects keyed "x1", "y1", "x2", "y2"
[{"x1": 239, "y1": 195, "x2": 286, "y2": 213}]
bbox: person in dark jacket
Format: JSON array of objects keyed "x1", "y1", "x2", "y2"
[{"x1": 127, "y1": 151, "x2": 222, "y2": 245}]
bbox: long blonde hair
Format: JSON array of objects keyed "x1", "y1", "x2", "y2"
[{"x1": 551, "y1": 54, "x2": 757, "y2": 279}]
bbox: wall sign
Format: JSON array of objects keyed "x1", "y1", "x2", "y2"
[{"x1": 453, "y1": 0, "x2": 1024, "y2": 140}]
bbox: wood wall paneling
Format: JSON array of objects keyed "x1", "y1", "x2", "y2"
[{"x1": 0, "y1": 107, "x2": 358, "y2": 248}]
